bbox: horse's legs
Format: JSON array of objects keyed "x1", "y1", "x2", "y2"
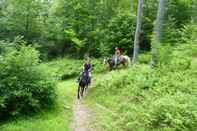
[
  {"x1": 83, "y1": 85, "x2": 86, "y2": 95},
  {"x1": 77, "y1": 85, "x2": 80, "y2": 99},
  {"x1": 109, "y1": 64, "x2": 113, "y2": 71},
  {"x1": 81, "y1": 86, "x2": 85, "y2": 97},
  {"x1": 85, "y1": 85, "x2": 89, "y2": 94},
  {"x1": 85, "y1": 84, "x2": 88, "y2": 92}
]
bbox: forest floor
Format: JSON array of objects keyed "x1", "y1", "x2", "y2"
[
  {"x1": 70, "y1": 99, "x2": 95, "y2": 131},
  {"x1": 70, "y1": 75, "x2": 100, "y2": 131}
]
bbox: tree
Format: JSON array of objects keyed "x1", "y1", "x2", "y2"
[
  {"x1": 0, "y1": 0, "x2": 43, "y2": 41},
  {"x1": 105, "y1": 11, "x2": 136, "y2": 55},
  {"x1": 0, "y1": 0, "x2": 194, "y2": 59},
  {"x1": 151, "y1": 0, "x2": 167, "y2": 67},
  {"x1": 132, "y1": 0, "x2": 143, "y2": 64}
]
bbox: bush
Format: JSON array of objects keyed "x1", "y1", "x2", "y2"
[
  {"x1": 0, "y1": 40, "x2": 15, "y2": 54},
  {"x1": 139, "y1": 53, "x2": 151, "y2": 64},
  {"x1": 145, "y1": 93, "x2": 197, "y2": 130},
  {"x1": 168, "y1": 43, "x2": 197, "y2": 71},
  {"x1": 0, "y1": 45, "x2": 57, "y2": 119},
  {"x1": 180, "y1": 23, "x2": 197, "y2": 43}
]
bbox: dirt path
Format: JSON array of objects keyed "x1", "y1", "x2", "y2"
[{"x1": 70, "y1": 99, "x2": 95, "y2": 131}]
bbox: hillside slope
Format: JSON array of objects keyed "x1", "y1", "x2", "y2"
[{"x1": 86, "y1": 43, "x2": 197, "y2": 131}]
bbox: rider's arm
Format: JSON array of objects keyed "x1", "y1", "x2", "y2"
[{"x1": 88, "y1": 64, "x2": 92, "y2": 72}]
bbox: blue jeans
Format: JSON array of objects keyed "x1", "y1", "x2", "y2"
[{"x1": 113, "y1": 55, "x2": 120, "y2": 66}]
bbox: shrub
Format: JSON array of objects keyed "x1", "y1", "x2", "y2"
[
  {"x1": 180, "y1": 23, "x2": 197, "y2": 43},
  {"x1": 0, "y1": 40, "x2": 15, "y2": 54},
  {"x1": 145, "y1": 93, "x2": 197, "y2": 131},
  {"x1": 0, "y1": 44, "x2": 57, "y2": 119},
  {"x1": 43, "y1": 57, "x2": 83, "y2": 80},
  {"x1": 139, "y1": 53, "x2": 151, "y2": 64},
  {"x1": 168, "y1": 43, "x2": 197, "y2": 71}
]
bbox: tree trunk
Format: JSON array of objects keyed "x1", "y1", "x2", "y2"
[
  {"x1": 132, "y1": 0, "x2": 143, "y2": 64},
  {"x1": 151, "y1": 0, "x2": 166, "y2": 68}
]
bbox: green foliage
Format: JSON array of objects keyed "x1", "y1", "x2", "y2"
[
  {"x1": 167, "y1": 0, "x2": 195, "y2": 28},
  {"x1": 0, "y1": 0, "x2": 196, "y2": 58},
  {"x1": 180, "y1": 23, "x2": 197, "y2": 43},
  {"x1": 160, "y1": 0, "x2": 196, "y2": 43},
  {"x1": 0, "y1": 44, "x2": 56, "y2": 119},
  {"x1": 104, "y1": 11, "x2": 136, "y2": 55},
  {"x1": 139, "y1": 53, "x2": 151, "y2": 64},
  {"x1": 43, "y1": 58, "x2": 83, "y2": 80},
  {"x1": 0, "y1": 0, "x2": 44, "y2": 41},
  {"x1": 64, "y1": 29, "x2": 83, "y2": 48},
  {"x1": 157, "y1": 44, "x2": 173, "y2": 66},
  {"x1": 0, "y1": 0, "x2": 196, "y2": 129},
  {"x1": 0, "y1": 80, "x2": 76, "y2": 131},
  {"x1": 87, "y1": 42, "x2": 197, "y2": 131},
  {"x1": 162, "y1": 18, "x2": 181, "y2": 43},
  {"x1": 43, "y1": 57, "x2": 106, "y2": 80},
  {"x1": 169, "y1": 44, "x2": 197, "y2": 71},
  {"x1": 0, "y1": 40, "x2": 14, "y2": 54},
  {"x1": 145, "y1": 93, "x2": 197, "y2": 131},
  {"x1": 151, "y1": 23, "x2": 197, "y2": 67}
]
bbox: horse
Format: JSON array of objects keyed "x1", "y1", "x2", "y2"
[
  {"x1": 77, "y1": 71, "x2": 90, "y2": 99},
  {"x1": 103, "y1": 55, "x2": 131, "y2": 70}
]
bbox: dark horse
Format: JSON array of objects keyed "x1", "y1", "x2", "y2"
[
  {"x1": 103, "y1": 55, "x2": 131, "y2": 70},
  {"x1": 77, "y1": 72, "x2": 90, "y2": 99}
]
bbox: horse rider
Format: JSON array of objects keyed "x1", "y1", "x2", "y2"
[
  {"x1": 77, "y1": 57, "x2": 92, "y2": 84},
  {"x1": 113, "y1": 47, "x2": 121, "y2": 67}
]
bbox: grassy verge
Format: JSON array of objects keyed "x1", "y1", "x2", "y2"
[
  {"x1": 85, "y1": 71, "x2": 124, "y2": 131},
  {"x1": 0, "y1": 79, "x2": 76, "y2": 131}
]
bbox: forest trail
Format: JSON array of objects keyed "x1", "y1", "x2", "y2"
[
  {"x1": 70, "y1": 99, "x2": 95, "y2": 131},
  {"x1": 70, "y1": 74, "x2": 103, "y2": 131}
]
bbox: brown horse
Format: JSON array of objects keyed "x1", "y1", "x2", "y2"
[{"x1": 103, "y1": 55, "x2": 131, "y2": 70}]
